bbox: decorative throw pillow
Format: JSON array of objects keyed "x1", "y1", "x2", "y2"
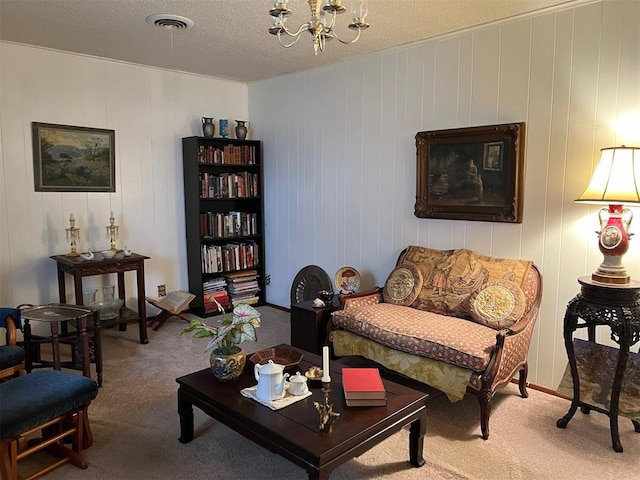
[
  {"x1": 469, "y1": 280, "x2": 526, "y2": 329},
  {"x1": 383, "y1": 264, "x2": 424, "y2": 306}
]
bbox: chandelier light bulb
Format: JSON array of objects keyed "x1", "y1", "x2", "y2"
[{"x1": 352, "y1": 0, "x2": 368, "y2": 20}]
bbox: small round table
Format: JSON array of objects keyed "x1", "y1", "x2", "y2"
[
  {"x1": 21, "y1": 304, "x2": 102, "y2": 387},
  {"x1": 556, "y1": 277, "x2": 640, "y2": 452}
]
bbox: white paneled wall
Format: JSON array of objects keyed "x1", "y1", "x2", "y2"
[
  {"x1": 0, "y1": 43, "x2": 248, "y2": 310},
  {"x1": 249, "y1": 0, "x2": 640, "y2": 390}
]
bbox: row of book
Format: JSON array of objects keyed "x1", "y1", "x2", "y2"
[
  {"x1": 202, "y1": 271, "x2": 261, "y2": 313},
  {"x1": 201, "y1": 240, "x2": 259, "y2": 274},
  {"x1": 342, "y1": 367, "x2": 387, "y2": 407},
  {"x1": 200, "y1": 211, "x2": 259, "y2": 239},
  {"x1": 199, "y1": 172, "x2": 259, "y2": 199},
  {"x1": 198, "y1": 144, "x2": 257, "y2": 165}
]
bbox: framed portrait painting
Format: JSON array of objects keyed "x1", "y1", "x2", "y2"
[
  {"x1": 32, "y1": 122, "x2": 115, "y2": 192},
  {"x1": 414, "y1": 122, "x2": 525, "y2": 223}
]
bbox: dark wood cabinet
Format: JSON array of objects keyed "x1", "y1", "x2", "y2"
[
  {"x1": 182, "y1": 136, "x2": 265, "y2": 317},
  {"x1": 290, "y1": 296, "x2": 340, "y2": 354}
]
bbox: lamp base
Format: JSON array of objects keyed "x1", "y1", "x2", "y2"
[{"x1": 591, "y1": 271, "x2": 630, "y2": 285}]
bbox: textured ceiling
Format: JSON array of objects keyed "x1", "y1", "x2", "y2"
[{"x1": 0, "y1": 0, "x2": 580, "y2": 83}]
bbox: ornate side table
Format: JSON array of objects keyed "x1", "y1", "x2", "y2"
[
  {"x1": 21, "y1": 303, "x2": 103, "y2": 386},
  {"x1": 51, "y1": 252, "x2": 149, "y2": 344},
  {"x1": 556, "y1": 276, "x2": 640, "y2": 452}
]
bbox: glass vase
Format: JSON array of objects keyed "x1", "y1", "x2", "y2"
[
  {"x1": 102, "y1": 285, "x2": 115, "y2": 301},
  {"x1": 83, "y1": 289, "x2": 97, "y2": 306}
]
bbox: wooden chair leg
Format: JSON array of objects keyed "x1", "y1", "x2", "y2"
[
  {"x1": 0, "y1": 439, "x2": 18, "y2": 480},
  {"x1": 479, "y1": 390, "x2": 493, "y2": 440},
  {"x1": 80, "y1": 406, "x2": 93, "y2": 449},
  {"x1": 518, "y1": 363, "x2": 529, "y2": 398}
]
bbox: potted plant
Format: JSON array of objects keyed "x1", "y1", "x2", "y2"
[{"x1": 182, "y1": 299, "x2": 261, "y2": 381}]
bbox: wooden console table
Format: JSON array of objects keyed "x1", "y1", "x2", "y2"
[
  {"x1": 50, "y1": 252, "x2": 150, "y2": 344},
  {"x1": 556, "y1": 276, "x2": 640, "y2": 452}
]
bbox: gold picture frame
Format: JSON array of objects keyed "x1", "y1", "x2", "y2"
[{"x1": 415, "y1": 122, "x2": 525, "y2": 223}]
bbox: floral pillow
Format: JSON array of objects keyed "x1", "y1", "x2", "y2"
[
  {"x1": 468, "y1": 280, "x2": 526, "y2": 329},
  {"x1": 383, "y1": 264, "x2": 423, "y2": 306}
]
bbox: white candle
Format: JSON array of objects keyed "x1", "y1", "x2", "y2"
[
  {"x1": 110, "y1": 211, "x2": 114, "y2": 218},
  {"x1": 322, "y1": 346, "x2": 331, "y2": 383},
  {"x1": 69, "y1": 213, "x2": 74, "y2": 220}
]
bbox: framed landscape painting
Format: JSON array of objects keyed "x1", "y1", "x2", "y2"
[
  {"x1": 32, "y1": 122, "x2": 115, "y2": 192},
  {"x1": 414, "y1": 122, "x2": 525, "y2": 223}
]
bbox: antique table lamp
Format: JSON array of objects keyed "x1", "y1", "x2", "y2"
[{"x1": 575, "y1": 146, "x2": 640, "y2": 284}]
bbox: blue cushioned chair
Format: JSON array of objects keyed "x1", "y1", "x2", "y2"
[
  {"x1": 0, "y1": 370, "x2": 99, "y2": 480},
  {"x1": 0, "y1": 308, "x2": 24, "y2": 381}
]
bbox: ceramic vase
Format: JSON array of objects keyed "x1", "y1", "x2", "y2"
[
  {"x1": 202, "y1": 117, "x2": 215, "y2": 138},
  {"x1": 235, "y1": 120, "x2": 249, "y2": 141},
  {"x1": 210, "y1": 348, "x2": 245, "y2": 381},
  {"x1": 219, "y1": 119, "x2": 229, "y2": 138}
]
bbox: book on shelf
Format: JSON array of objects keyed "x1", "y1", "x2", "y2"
[
  {"x1": 344, "y1": 397, "x2": 387, "y2": 407},
  {"x1": 227, "y1": 283, "x2": 259, "y2": 293},
  {"x1": 146, "y1": 290, "x2": 195, "y2": 315},
  {"x1": 231, "y1": 296, "x2": 260, "y2": 307},
  {"x1": 225, "y1": 269, "x2": 258, "y2": 280},
  {"x1": 204, "y1": 290, "x2": 231, "y2": 313},
  {"x1": 342, "y1": 367, "x2": 386, "y2": 400}
]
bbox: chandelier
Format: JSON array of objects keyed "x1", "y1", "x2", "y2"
[{"x1": 268, "y1": 0, "x2": 370, "y2": 55}]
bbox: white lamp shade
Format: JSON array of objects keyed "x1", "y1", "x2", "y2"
[{"x1": 576, "y1": 146, "x2": 640, "y2": 204}]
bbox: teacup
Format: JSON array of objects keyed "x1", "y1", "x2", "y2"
[{"x1": 288, "y1": 372, "x2": 309, "y2": 396}]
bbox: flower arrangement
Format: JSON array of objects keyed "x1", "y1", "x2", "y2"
[{"x1": 181, "y1": 299, "x2": 261, "y2": 355}]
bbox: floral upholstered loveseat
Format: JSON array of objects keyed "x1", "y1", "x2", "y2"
[{"x1": 329, "y1": 246, "x2": 543, "y2": 439}]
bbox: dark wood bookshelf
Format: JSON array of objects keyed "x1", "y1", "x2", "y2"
[{"x1": 182, "y1": 136, "x2": 265, "y2": 317}]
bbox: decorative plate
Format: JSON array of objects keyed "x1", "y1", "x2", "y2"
[
  {"x1": 290, "y1": 265, "x2": 332, "y2": 304},
  {"x1": 249, "y1": 346, "x2": 304, "y2": 370},
  {"x1": 334, "y1": 266, "x2": 361, "y2": 294}
]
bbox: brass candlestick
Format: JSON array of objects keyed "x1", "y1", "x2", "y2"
[
  {"x1": 105, "y1": 211, "x2": 120, "y2": 251},
  {"x1": 314, "y1": 383, "x2": 340, "y2": 431},
  {"x1": 65, "y1": 213, "x2": 80, "y2": 257}
]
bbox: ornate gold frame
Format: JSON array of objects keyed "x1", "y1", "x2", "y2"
[{"x1": 415, "y1": 122, "x2": 525, "y2": 223}]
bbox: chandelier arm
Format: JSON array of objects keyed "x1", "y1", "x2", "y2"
[
  {"x1": 278, "y1": 21, "x2": 310, "y2": 39},
  {"x1": 277, "y1": 30, "x2": 305, "y2": 48},
  {"x1": 331, "y1": 27, "x2": 361, "y2": 45},
  {"x1": 324, "y1": 10, "x2": 337, "y2": 31}
]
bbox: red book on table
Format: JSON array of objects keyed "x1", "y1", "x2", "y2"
[{"x1": 341, "y1": 368, "x2": 386, "y2": 400}]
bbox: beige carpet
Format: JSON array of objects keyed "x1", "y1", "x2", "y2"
[{"x1": 19, "y1": 306, "x2": 639, "y2": 479}]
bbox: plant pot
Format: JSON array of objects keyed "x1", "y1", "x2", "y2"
[{"x1": 210, "y1": 348, "x2": 245, "y2": 381}]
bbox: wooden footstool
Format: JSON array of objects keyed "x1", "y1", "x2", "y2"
[{"x1": 0, "y1": 370, "x2": 98, "y2": 480}]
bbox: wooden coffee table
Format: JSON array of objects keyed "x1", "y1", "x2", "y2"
[{"x1": 176, "y1": 345, "x2": 428, "y2": 479}]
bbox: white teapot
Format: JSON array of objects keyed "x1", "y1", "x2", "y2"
[{"x1": 254, "y1": 360, "x2": 289, "y2": 402}]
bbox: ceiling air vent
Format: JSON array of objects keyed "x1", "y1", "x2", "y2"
[{"x1": 145, "y1": 14, "x2": 194, "y2": 30}]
